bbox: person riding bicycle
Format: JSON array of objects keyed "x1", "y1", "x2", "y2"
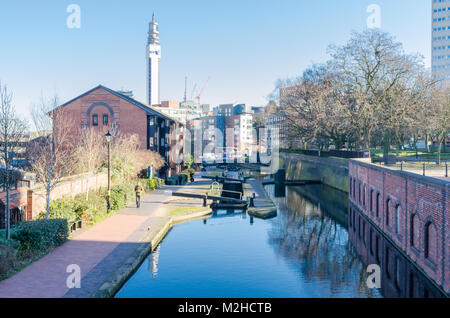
[{"x1": 135, "y1": 183, "x2": 143, "y2": 208}]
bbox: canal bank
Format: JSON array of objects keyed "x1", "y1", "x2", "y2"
[
  {"x1": 0, "y1": 178, "x2": 214, "y2": 298},
  {"x1": 91, "y1": 208, "x2": 212, "y2": 298},
  {"x1": 280, "y1": 152, "x2": 351, "y2": 192},
  {"x1": 115, "y1": 183, "x2": 382, "y2": 298}
]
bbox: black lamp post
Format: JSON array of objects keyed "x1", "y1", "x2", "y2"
[{"x1": 105, "y1": 131, "x2": 112, "y2": 210}]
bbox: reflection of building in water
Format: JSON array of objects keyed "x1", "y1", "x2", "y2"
[
  {"x1": 267, "y1": 185, "x2": 380, "y2": 297},
  {"x1": 148, "y1": 245, "x2": 160, "y2": 278},
  {"x1": 348, "y1": 204, "x2": 446, "y2": 298}
]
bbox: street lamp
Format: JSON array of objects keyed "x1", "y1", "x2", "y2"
[{"x1": 105, "y1": 131, "x2": 112, "y2": 210}]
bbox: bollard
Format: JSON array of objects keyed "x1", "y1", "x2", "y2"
[
  {"x1": 400, "y1": 162, "x2": 403, "y2": 171},
  {"x1": 203, "y1": 194, "x2": 208, "y2": 207},
  {"x1": 423, "y1": 163, "x2": 426, "y2": 176}
]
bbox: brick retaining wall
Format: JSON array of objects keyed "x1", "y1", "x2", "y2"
[
  {"x1": 349, "y1": 159, "x2": 449, "y2": 294},
  {"x1": 31, "y1": 173, "x2": 108, "y2": 218}
]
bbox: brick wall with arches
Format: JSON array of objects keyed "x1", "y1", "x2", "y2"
[{"x1": 349, "y1": 159, "x2": 449, "y2": 294}]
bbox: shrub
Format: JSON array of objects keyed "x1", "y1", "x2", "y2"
[
  {"x1": 0, "y1": 241, "x2": 19, "y2": 277},
  {"x1": 154, "y1": 177, "x2": 165, "y2": 189},
  {"x1": 147, "y1": 178, "x2": 156, "y2": 190},
  {"x1": 179, "y1": 173, "x2": 188, "y2": 184},
  {"x1": 110, "y1": 182, "x2": 136, "y2": 210},
  {"x1": 40, "y1": 198, "x2": 86, "y2": 223},
  {"x1": 12, "y1": 219, "x2": 68, "y2": 252},
  {"x1": 165, "y1": 176, "x2": 178, "y2": 185}
]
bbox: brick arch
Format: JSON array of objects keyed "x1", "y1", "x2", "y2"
[
  {"x1": 394, "y1": 203, "x2": 402, "y2": 236},
  {"x1": 424, "y1": 219, "x2": 438, "y2": 264},
  {"x1": 410, "y1": 212, "x2": 421, "y2": 250},
  {"x1": 86, "y1": 102, "x2": 115, "y2": 127}
]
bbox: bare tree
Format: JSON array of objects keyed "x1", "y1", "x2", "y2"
[
  {"x1": 27, "y1": 95, "x2": 74, "y2": 219},
  {"x1": 0, "y1": 82, "x2": 28, "y2": 239},
  {"x1": 108, "y1": 133, "x2": 165, "y2": 181},
  {"x1": 278, "y1": 65, "x2": 354, "y2": 150},
  {"x1": 430, "y1": 85, "x2": 450, "y2": 165},
  {"x1": 73, "y1": 127, "x2": 105, "y2": 200},
  {"x1": 328, "y1": 29, "x2": 424, "y2": 158}
]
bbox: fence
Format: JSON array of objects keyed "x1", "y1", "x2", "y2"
[{"x1": 281, "y1": 148, "x2": 370, "y2": 159}]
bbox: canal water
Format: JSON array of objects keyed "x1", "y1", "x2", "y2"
[{"x1": 115, "y1": 184, "x2": 388, "y2": 298}]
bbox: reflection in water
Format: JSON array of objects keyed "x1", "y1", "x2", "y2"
[
  {"x1": 266, "y1": 184, "x2": 380, "y2": 297},
  {"x1": 117, "y1": 184, "x2": 395, "y2": 298},
  {"x1": 147, "y1": 245, "x2": 160, "y2": 278},
  {"x1": 348, "y1": 204, "x2": 446, "y2": 298}
]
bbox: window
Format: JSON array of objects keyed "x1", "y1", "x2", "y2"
[
  {"x1": 411, "y1": 214, "x2": 419, "y2": 248},
  {"x1": 369, "y1": 229, "x2": 374, "y2": 255},
  {"x1": 376, "y1": 193, "x2": 380, "y2": 218},
  {"x1": 375, "y1": 236, "x2": 380, "y2": 264},
  {"x1": 385, "y1": 247, "x2": 391, "y2": 278},
  {"x1": 370, "y1": 189, "x2": 373, "y2": 212},
  {"x1": 395, "y1": 257, "x2": 401, "y2": 290},
  {"x1": 424, "y1": 221, "x2": 437, "y2": 263},
  {"x1": 362, "y1": 221, "x2": 366, "y2": 245},
  {"x1": 363, "y1": 185, "x2": 366, "y2": 207},
  {"x1": 92, "y1": 114, "x2": 98, "y2": 126},
  {"x1": 358, "y1": 183, "x2": 361, "y2": 204},
  {"x1": 395, "y1": 205, "x2": 401, "y2": 235},
  {"x1": 386, "y1": 199, "x2": 391, "y2": 226},
  {"x1": 103, "y1": 114, "x2": 108, "y2": 125}
]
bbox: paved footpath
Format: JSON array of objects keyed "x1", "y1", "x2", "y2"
[{"x1": 0, "y1": 181, "x2": 206, "y2": 298}]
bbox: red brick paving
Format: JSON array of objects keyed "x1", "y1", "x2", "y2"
[{"x1": 0, "y1": 214, "x2": 149, "y2": 298}]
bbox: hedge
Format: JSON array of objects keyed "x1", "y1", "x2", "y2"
[
  {"x1": 11, "y1": 219, "x2": 68, "y2": 252},
  {"x1": 143, "y1": 177, "x2": 165, "y2": 191},
  {"x1": 166, "y1": 173, "x2": 190, "y2": 185}
]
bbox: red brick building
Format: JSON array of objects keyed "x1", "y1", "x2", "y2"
[
  {"x1": 0, "y1": 167, "x2": 33, "y2": 229},
  {"x1": 349, "y1": 159, "x2": 449, "y2": 295},
  {"x1": 52, "y1": 85, "x2": 183, "y2": 177}
]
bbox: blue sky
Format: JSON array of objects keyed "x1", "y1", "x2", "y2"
[{"x1": 0, "y1": 0, "x2": 431, "y2": 120}]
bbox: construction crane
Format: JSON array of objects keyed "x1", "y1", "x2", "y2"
[
  {"x1": 195, "y1": 76, "x2": 211, "y2": 106},
  {"x1": 190, "y1": 83, "x2": 197, "y2": 101}
]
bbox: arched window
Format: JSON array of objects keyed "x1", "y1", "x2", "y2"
[
  {"x1": 376, "y1": 193, "x2": 380, "y2": 218},
  {"x1": 385, "y1": 247, "x2": 391, "y2": 278},
  {"x1": 424, "y1": 221, "x2": 437, "y2": 263},
  {"x1": 370, "y1": 189, "x2": 374, "y2": 213},
  {"x1": 363, "y1": 185, "x2": 367, "y2": 207},
  {"x1": 386, "y1": 199, "x2": 391, "y2": 226},
  {"x1": 395, "y1": 204, "x2": 401, "y2": 235},
  {"x1": 358, "y1": 183, "x2": 361, "y2": 204},
  {"x1": 410, "y1": 214, "x2": 419, "y2": 249}
]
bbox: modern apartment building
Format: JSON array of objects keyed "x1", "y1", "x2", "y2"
[
  {"x1": 232, "y1": 113, "x2": 253, "y2": 157},
  {"x1": 432, "y1": 0, "x2": 450, "y2": 81}
]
